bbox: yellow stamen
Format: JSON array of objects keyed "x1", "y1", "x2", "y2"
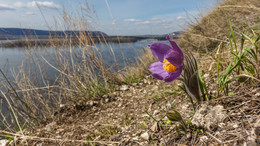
[{"x1": 163, "y1": 59, "x2": 177, "y2": 72}]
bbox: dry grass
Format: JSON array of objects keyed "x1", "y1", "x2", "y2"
[
  {"x1": 0, "y1": 1, "x2": 151, "y2": 134},
  {"x1": 178, "y1": 0, "x2": 260, "y2": 52},
  {"x1": 0, "y1": 0, "x2": 259, "y2": 145}
]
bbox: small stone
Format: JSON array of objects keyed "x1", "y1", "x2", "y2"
[
  {"x1": 93, "y1": 101, "x2": 99, "y2": 106},
  {"x1": 218, "y1": 123, "x2": 225, "y2": 128},
  {"x1": 150, "y1": 122, "x2": 159, "y2": 132},
  {"x1": 119, "y1": 85, "x2": 129, "y2": 91},
  {"x1": 152, "y1": 86, "x2": 158, "y2": 90},
  {"x1": 186, "y1": 133, "x2": 191, "y2": 139},
  {"x1": 141, "y1": 114, "x2": 149, "y2": 117},
  {"x1": 45, "y1": 122, "x2": 56, "y2": 132},
  {"x1": 139, "y1": 89, "x2": 147, "y2": 93},
  {"x1": 56, "y1": 135, "x2": 62, "y2": 139},
  {"x1": 140, "y1": 132, "x2": 149, "y2": 141},
  {"x1": 191, "y1": 104, "x2": 226, "y2": 130},
  {"x1": 166, "y1": 103, "x2": 172, "y2": 110},
  {"x1": 59, "y1": 104, "x2": 65, "y2": 108},
  {"x1": 105, "y1": 98, "x2": 110, "y2": 103},
  {"x1": 255, "y1": 93, "x2": 260, "y2": 97},
  {"x1": 102, "y1": 94, "x2": 109, "y2": 98},
  {"x1": 0, "y1": 140, "x2": 9, "y2": 146},
  {"x1": 153, "y1": 110, "x2": 159, "y2": 116},
  {"x1": 233, "y1": 123, "x2": 239, "y2": 129},
  {"x1": 211, "y1": 90, "x2": 217, "y2": 94},
  {"x1": 138, "y1": 83, "x2": 143, "y2": 86},
  {"x1": 143, "y1": 79, "x2": 148, "y2": 84},
  {"x1": 200, "y1": 136, "x2": 208, "y2": 143},
  {"x1": 203, "y1": 74, "x2": 210, "y2": 78},
  {"x1": 88, "y1": 101, "x2": 94, "y2": 106},
  {"x1": 94, "y1": 121, "x2": 100, "y2": 126},
  {"x1": 132, "y1": 83, "x2": 137, "y2": 86},
  {"x1": 132, "y1": 136, "x2": 138, "y2": 141}
]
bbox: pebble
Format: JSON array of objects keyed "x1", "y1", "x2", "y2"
[
  {"x1": 102, "y1": 94, "x2": 109, "y2": 98},
  {"x1": 105, "y1": 98, "x2": 110, "y2": 103},
  {"x1": 200, "y1": 136, "x2": 208, "y2": 143},
  {"x1": 140, "y1": 132, "x2": 149, "y2": 141},
  {"x1": 0, "y1": 140, "x2": 9, "y2": 146},
  {"x1": 232, "y1": 123, "x2": 239, "y2": 129},
  {"x1": 166, "y1": 103, "x2": 172, "y2": 110},
  {"x1": 153, "y1": 110, "x2": 159, "y2": 116},
  {"x1": 119, "y1": 85, "x2": 129, "y2": 91},
  {"x1": 132, "y1": 83, "x2": 137, "y2": 86},
  {"x1": 45, "y1": 122, "x2": 56, "y2": 132},
  {"x1": 152, "y1": 86, "x2": 158, "y2": 90},
  {"x1": 150, "y1": 122, "x2": 159, "y2": 132},
  {"x1": 203, "y1": 74, "x2": 210, "y2": 78}
]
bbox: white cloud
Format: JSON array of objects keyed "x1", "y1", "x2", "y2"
[
  {"x1": 24, "y1": 12, "x2": 37, "y2": 16},
  {"x1": 14, "y1": 1, "x2": 60, "y2": 9},
  {"x1": 124, "y1": 19, "x2": 138, "y2": 22},
  {"x1": 177, "y1": 16, "x2": 184, "y2": 20},
  {"x1": 29, "y1": 1, "x2": 60, "y2": 9},
  {"x1": 124, "y1": 19, "x2": 150, "y2": 25},
  {"x1": 0, "y1": 4, "x2": 15, "y2": 11},
  {"x1": 135, "y1": 20, "x2": 150, "y2": 24},
  {"x1": 14, "y1": 2, "x2": 24, "y2": 8}
]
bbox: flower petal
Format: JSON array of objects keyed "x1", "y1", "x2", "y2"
[
  {"x1": 165, "y1": 50, "x2": 184, "y2": 68},
  {"x1": 166, "y1": 35, "x2": 184, "y2": 60},
  {"x1": 164, "y1": 66, "x2": 183, "y2": 82},
  {"x1": 149, "y1": 43, "x2": 172, "y2": 62},
  {"x1": 149, "y1": 62, "x2": 168, "y2": 80}
]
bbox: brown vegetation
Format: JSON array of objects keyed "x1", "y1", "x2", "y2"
[{"x1": 0, "y1": 0, "x2": 259, "y2": 145}]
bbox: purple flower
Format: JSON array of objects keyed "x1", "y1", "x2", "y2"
[{"x1": 149, "y1": 35, "x2": 184, "y2": 82}]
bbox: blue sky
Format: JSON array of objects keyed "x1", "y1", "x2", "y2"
[{"x1": 0, "y1": 0, "x2": 219, "y2": 35}]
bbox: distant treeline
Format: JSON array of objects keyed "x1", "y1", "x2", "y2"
[
  {"x1": 0, "y1": 36, "x2": 173, "y2": 48},
  {"x1": 0, "y1": 28, "x2": 182, "y2": 48},
  {"x1": 0, "y1": 28, "x2": 107, "y2": 39}
]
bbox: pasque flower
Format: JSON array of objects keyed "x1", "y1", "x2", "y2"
[{"x1": 149, "y1": 35, "x2": 184, "y2": 82}]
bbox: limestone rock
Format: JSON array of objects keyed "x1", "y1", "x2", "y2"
[
  {"x1": 192, "y1": 104, "x2": 226, "y2": 130},
  {"x1": 140, "y1": 132, "x2": 149, "y2": 141},
  {"x1": 119, "y1": 85, "x2": 129, "y2": 91},
  {"x1": 0, "y1": 140, "x2": 9, "y2": 146}
]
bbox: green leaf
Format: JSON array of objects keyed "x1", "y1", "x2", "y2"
[
  {"x1": 167, "y1": 111, "x2": 182, "y2": 122},
  {"x1": 179, "y1": 124, "x2": 187, "y2": 133},
  {"x1": 229, "y1": 20, "x2": 238, "y2": 54}
]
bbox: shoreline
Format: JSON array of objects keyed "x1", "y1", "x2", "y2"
[{"x1": 0, "y1": 36, "x2": 174, "y2": 48}]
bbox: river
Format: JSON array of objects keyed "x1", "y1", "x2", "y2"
[{"x1": 0, "y1": 39, "x2": 169, "y2": 126}]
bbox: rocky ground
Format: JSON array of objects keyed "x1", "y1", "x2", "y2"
[
  {"x1": 6, "y1": 66, "x2": 260, "y2": 145},
  {"x1": 1, "y1": 0, "x2": 259, "y2": 145}
]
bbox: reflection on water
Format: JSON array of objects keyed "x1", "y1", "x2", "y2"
[
  {"x1": 0, "y1": 39, "x2": 168, "y2": 82},
  {"x1": 0, "y1": 39, "x2": 170, "y2": 123}
]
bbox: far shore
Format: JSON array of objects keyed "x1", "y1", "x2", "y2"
[{"x1": 0, "y1": 35, "x2": 175, "y2": 48}]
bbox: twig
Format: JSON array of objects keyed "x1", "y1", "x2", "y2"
[
  {"x1": 0, "y1": 91, "x2": 27, "y2": 144},
  {"x1": 14, "y1": 85, "x2": 59, "y2": 92},
  {"x1": 225, "y1": 101, "x2": 250, "y2": 110},
  {"x1": 219, "y1": 5, "x2": 260, "y2": 11},
  {"x1": 0, "y1": 130, "x2": 119, "y2": 145},
  {"x1": 206, "y1": 131, "x2": 223, "y2": 144}
]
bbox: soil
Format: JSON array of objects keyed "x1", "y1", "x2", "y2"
[{"x1": 13, "y1": 67, "x2": 260, "y2": 145}]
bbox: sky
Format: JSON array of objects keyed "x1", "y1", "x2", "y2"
[{"x1": 0, "y1": 0, "x2": 220, "y2": 35}]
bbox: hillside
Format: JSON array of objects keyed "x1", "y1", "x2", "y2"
[
  {"x1": 0, "y1": 28, "x2": 108, "y2": 38},
  {"x1": 0, "y1": 0, "x2": 259, "y2": 145}
]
